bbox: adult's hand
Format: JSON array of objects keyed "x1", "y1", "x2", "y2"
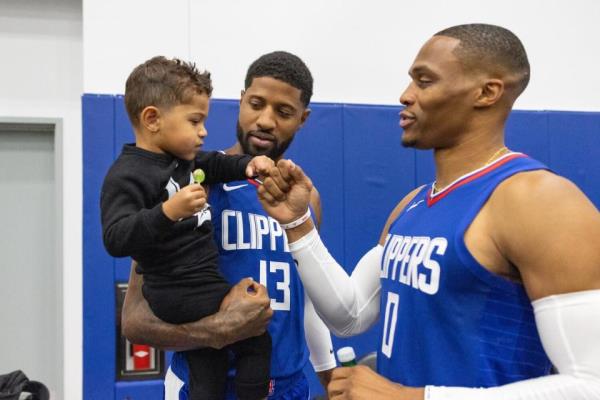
[
  {"x1": 246, "y1": 155, "x2": 275, "y2": 178},
  {"x1": 216, "y1": 278, "x2": 273, "y2": 346},
  {"x1": 122, "y1": 264, "x2": 272, "y2": 351},
  {"x1": 317, "y1": 368, "x2": 335, "y2": 398},
  {"x1": 328, "y1": 366, "x2": 424, "y2": 400},
  {"x1": 258, "y1": 159, "x2": 313, "y2": 224}
]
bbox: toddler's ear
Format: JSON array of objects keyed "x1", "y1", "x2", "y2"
[{"x1": 140, "y1": 106, "x2": 161, "y2": 133}]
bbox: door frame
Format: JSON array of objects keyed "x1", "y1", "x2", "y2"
[{"x1": 0, "y1": 117, "x2": 64, "y2": 398}]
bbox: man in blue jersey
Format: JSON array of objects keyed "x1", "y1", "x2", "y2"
[
  {"x1": 122, "y1": 51, "x2": 336, "y2": 399},
  {"x1": 258, "y1": 24, "x2": 600, "y2": 399}
]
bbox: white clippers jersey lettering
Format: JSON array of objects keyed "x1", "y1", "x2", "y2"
[
  {"x1": 382, "y1": 235, "x2": 447, "y2": 295},
  {"x1": 220, "y1": 209, "x2": 290, "y2": 252}
]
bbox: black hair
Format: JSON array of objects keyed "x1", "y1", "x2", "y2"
[
  {"x1": 244, "y1": 51, "x2": 313, "y2": 107},
  {"x1": 435, "y1": 24, "x2": 530, "y2": 94}
]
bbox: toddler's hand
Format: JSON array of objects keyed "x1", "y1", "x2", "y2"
[
  {"x1": 162, "y1": 184, "x2": 206, "y2": 221},
  {"x1": 246, "y1": 155, "x2": 275, "y2": 179}
]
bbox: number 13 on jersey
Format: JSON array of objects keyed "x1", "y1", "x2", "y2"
[{"x1": 259, "y1": 260, "x2": 291, "y2": 311}]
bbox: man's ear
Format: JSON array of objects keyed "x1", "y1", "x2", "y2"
[
  {"x1": 474, "y1": 79, "x2": 504, "y2": 108},
  {"x1": 239, "y1": 90, "x2": 245, "y2": 105},
  {"x1": 140, "y1": 106, "x2": 161, "y2": 132},
  {"x1": 299, "y1": 108, "x2": 311, "y2": 127}
]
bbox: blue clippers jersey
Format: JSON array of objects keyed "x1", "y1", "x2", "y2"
[
  {"x1": 209, "y1": 179, "x2": 310, "y2": 379},
  {"x1": 378, "y1": 153, "x2": 552, "y2": 387}
]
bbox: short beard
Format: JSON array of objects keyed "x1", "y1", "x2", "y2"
[
  {"x1": 401, "y1": 135, "x2": 417, "y2": 148},
  {"x1": 236, "y1": 121, "x2": 294, "y2": 160}
]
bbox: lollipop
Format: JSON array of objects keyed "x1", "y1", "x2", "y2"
[{"x1": 193, "y1": 168, "x2": 205, "y2": 184}]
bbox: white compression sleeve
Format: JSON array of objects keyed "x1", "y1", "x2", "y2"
[
  {"x1": 304, "y1": 293, "x2": 336, "y2": 372},
  {"x1": 288, "y1": 228, "x2": 382, "y2": 337},
  {"x1": 426, "y1": 289, "x2": 600, "y2": 400}
]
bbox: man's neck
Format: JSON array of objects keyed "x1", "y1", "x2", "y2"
[{"x1": 433, "y1": 132, "x2": 506, "y2": 191}]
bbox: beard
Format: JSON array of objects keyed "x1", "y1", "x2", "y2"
[
  {"x1": 236, "y1": 121, "x2": 294, "y2": 160},
  {"x1": 400, "y1": 128, "x2": 422, "y2": 149},
  {"x1": 401, "y1": 135, "x2": 417, "y2": 148}
]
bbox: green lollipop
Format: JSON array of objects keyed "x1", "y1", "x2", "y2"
[{"x1": 193, "y1": 168, "x2": 205, "y2": 184}]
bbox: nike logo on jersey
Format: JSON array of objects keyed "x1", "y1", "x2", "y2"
[
  {"x1": 406, "y1": 199, "x2": 424, "y2": 212},
  {"x1": 381, "y1": 235, "x2": 448, "y2": 295},
  {"x1": 223, "y1": 183, "x2": 248, "y2": 191}
]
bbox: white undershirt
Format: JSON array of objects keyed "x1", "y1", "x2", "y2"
[{"x1": 289, "y1": 228, "x2": 381, "y2": 336}]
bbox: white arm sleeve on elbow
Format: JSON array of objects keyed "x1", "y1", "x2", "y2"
[
  {"x1": 427, "y1": 289, "x2": 600, "y2": 400},
  {"x1": 289, "y1": 228, "x2": 382, "y2": 337},
  {"x1": 304, "y1": 293, "x2": 336, "y2": 372}
]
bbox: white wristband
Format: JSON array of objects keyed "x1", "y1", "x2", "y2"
[{"x1": 279, "y1": 208, "x2": 311, "y2": 230}]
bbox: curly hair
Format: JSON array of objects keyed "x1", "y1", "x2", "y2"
[
  {"x1": 244, "y1": 51, "x2": 313, "y2": 107},
  {"x1": 124, "y1": 56, "x2": 212, "y2": 126}
]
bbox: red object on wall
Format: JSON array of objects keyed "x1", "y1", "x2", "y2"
[
  {"x1": 132, "y1": 344, "x2": 151, "y2": 370},
  {"x1": 116, "y1": 283, "x2": 165, "y2": 380}
]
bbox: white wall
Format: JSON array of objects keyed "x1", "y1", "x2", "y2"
[
  {"x1": 84, "y1": 0, "x2": 600, "y2": 111},
  {"x1": 0, "y1": 0, "x2": 82, "y2": 399}
]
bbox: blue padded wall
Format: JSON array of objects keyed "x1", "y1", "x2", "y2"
[
  {"x1": 288, "y1": 103, "x2": 346, "y2": 263},
  {"x1": 505, "y1": 111, "x2": 551, "y2": 164},
  {"x1": 83, "y1": 95, "x2": 118, "y2": 400},
  {"x1": 342, "y1": 104, "x2": 414, "y2": 263},
  {"x1": 114, "y1": 381, "x2": 165, "y2": 399},
  {"x1": 83, "y1": 95, "x2": 600, "y2": 399},
  {"x1": 547, "y1": 111, "x2": 600, "y2": 206}
]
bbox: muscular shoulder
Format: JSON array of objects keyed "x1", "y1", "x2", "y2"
[
  {"x1": 494, "y1": 169, "x2": 577, "y2": 200},
  {"x1": 490, "y1": 170, "x2": 596, "y2": 222},
  {"x1": 489, "y1": 170, "x2": 600, "y2": 299},
  {"x1": 378, "y1": 186, "x2": 425, "y2": 245}
]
